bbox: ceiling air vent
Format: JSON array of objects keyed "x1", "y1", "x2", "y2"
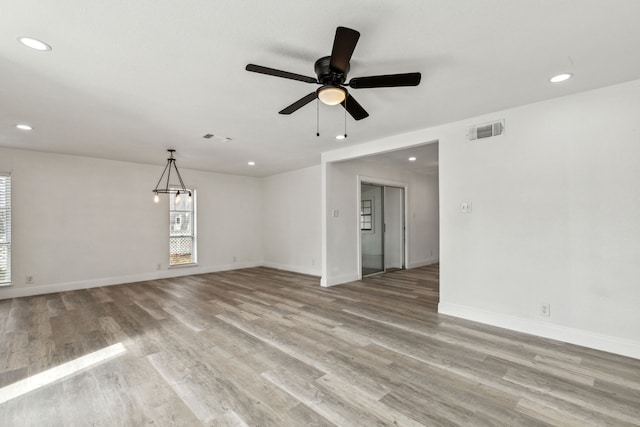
[
  {"x1": 202, "y1": 134, "x2": 232, "y2": 142},
  {"x1": 467, "y1": 119, "x2": 504, "y2": 141}
]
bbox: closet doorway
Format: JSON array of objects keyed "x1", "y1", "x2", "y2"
[{"x1": 360, "y1": 182, "x2": 405, "y2": 277}]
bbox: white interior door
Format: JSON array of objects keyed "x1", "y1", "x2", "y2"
[{"x1": 384, "y1": 186, "x2": 404, "y2": 269}]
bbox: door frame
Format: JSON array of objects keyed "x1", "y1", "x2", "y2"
[{"x1": 356, "y1": 175, "x2": 409, "y2": 280}]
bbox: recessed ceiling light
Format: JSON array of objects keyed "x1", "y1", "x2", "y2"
[
  {"x1": 335, "y1": 135, "x2": 346, "y2": 140},
  {"x1": 18, "y1": 36, "x2": 52, "y2": 51},
  {"x1": 408, "y1": 156, "x2": 417, "y2": 161},
  {"x1": 549, "y1": 73, "x2": 573, "y2": 83},
  {"x1": 248, "y1": 161, "x2": 255, "y2": 166},
  {"x1": 16, "y1": 124, "x2": 33, "y2": 131}
]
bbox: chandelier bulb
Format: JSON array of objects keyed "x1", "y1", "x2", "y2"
[
  {"x1": 175, "y1": 191, "x2": 181, "y2": 203},
  {"x1": 153, "y1": 193, "x2": 160, "y2": 203}
]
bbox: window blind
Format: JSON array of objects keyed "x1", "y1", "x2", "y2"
[{"x1": 0, "y1": 173, "x2": 11, "y2": 285}]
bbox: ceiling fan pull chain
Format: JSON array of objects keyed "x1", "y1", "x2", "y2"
[
  {"x1": 316, "y1": 98, "x2": 320, "y2": 137},
  {"x1": 343, "y1": 97, "x2": 347, "y2": 139}
]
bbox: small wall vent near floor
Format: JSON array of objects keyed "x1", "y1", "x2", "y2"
[{"x1": 467, "y1": 119, "x2": 504, "y2": 141}]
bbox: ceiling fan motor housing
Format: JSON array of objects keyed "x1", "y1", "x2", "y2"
[{"x1": 315, "y1": 56, "x2": 348, "y2": 85}]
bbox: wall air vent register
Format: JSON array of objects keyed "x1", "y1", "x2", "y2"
[{"x1": 467, "y1": 119, "x2": 505, "y2": 141}]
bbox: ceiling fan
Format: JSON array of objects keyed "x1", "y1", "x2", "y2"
[{"x1": 246, "y1": 26, "x2": 421, "y2": 121}]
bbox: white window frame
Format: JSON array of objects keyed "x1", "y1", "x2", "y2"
[
  {"x1": 0, "y1": 173, "x2": 11, "y2": 285},
  {"x1": 169, "y1": 187, "x2": 197, "y2": 267}
]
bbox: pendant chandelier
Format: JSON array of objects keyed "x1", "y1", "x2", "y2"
[{"x1": 152, "y1": 149, "x2": 191, "y2": 203}]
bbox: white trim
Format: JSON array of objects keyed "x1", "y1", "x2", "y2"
[
  {"x1": 0, "y1": 261, "x2": 262, "y2": 300},
  {"x1": 406, "y1": 258, "x2": 439, "y2": 269},
  {"x1": 356, "y1": 178, "x2": 363, "y2": 279},
  {"x1": 359, "y1": 175, "x2": 408, "y2": 189},
  {"x1": 321, "y1": 272, "x2": 360, "y2": 287},
  {"x1": 168, "y1": 262, "x2": 198, "y2": 269},
  {"x1": 320, "y1": 161, "x2": 329, "y2": 287},
  {"x1": 438, "y1": 302, "x2": 640, "y2": 360},
  {"x1": 261, "y1": 261, "x2": 320, "y2": 278}
]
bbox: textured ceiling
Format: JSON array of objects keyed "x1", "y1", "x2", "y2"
[{"x1": 1, "y1": 0, "x2": 639, "y2": 177}]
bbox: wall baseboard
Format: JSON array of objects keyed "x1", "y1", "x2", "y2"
[
  {"x1": 321, "y1": 272, "x2": 360, "y2": 287},
  {"x1": 0, "y1": 261, "x2": 262, "y2": 300},
  {"x1": 407, "y1": 258, "x2": 439, "y2": 269},
  {"x1": 438, "y1": 302, "x2": 640, "y2": 360},
  {"x1": 261, "y1": 261, "x2": 321, "y2": 278}
]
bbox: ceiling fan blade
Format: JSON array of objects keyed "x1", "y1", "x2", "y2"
[
  {"x1": 279, "y1": 92, "x2": 317, "y2": 115},
  {"x1": 329, "y1": 27, "x2": 360, "y2": 73},
  {"x1": 341, "y1": 94, "x2": 369, "y2": 121},
  {"x1": 246, "y1": 64, "x2": 318, "y2": 84},
  {"x1": 348, "y1": 72, "x2": 421, "y2": 89}
]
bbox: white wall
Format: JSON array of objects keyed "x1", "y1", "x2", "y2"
[
  {"x1": 323, "y1": 156, "x2": 440, "y2": 286},
  {"x1": 439, "y1": 79, "x2": 640, "y2": 358},
  {"x1": 0, "y1": 148, "x2": 263, "y2": 298},
  {"x1": 262, "y1": 165, "x2": 321, "y2": 276},
  {"x1": 321, "y1": 79, "x2": 640, "y2": 359}
]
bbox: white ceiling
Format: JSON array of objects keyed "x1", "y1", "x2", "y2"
[{"x1": 1, "y1": 1, "x2": 639, "y2": 177}]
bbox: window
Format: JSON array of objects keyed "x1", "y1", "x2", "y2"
[
  {"x1": 361, "y1": 199, "x2": 372, "y2": 231},
  {"x1": 0, "y1": 174, "x2": 11, "y2": 285},
  {"x1": 169, "y1": 189, "x2": 196, "y2": 266}
]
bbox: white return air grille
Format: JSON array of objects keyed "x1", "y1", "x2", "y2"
[{"x1": 467, "y1": 119, "x2": 504, "y2": 141}]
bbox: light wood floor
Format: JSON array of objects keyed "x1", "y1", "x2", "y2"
[{"x1": 1, "y1": 264, "x2": 639, "y2": 426}]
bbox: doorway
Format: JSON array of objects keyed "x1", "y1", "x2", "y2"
[{"x1": 360, "y1": 182, "x2": 405, "y2": 277}]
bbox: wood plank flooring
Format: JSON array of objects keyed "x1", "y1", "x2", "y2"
[{"x1": 1, "y1": 264, "x2": 639, "y2": 426}]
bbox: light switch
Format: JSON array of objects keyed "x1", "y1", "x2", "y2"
[{"x1": 332, "y1": 209, "x2": 339, "y2": 218}]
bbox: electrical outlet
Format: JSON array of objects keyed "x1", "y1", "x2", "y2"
[
  {"x1": 460, "y1": 202, "x2": 472, "y2": 213},
  {"x1": 233, "y1": 256, "x2": 237, "y2": 263},
  {"x1": 540, "y1": 303, "x2": 551, "y2": 317},
  {"x1": 157, "y1": 263, "x2": 162, "y2": 270},
  {"x1": 26, "y1": 276, "x2": 34, "y2": 284}
]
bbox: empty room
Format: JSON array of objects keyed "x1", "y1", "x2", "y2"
[{"x1": 1, "y1": 1, "x2": 639, "y2": 425}]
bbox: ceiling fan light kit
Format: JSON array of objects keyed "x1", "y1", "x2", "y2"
[
  {"x1": 317, "y1": 86, "x2": 346, "y2": 105},
  {"x1": 246, "y1": 26, "x2": 421, "y2": 123}
]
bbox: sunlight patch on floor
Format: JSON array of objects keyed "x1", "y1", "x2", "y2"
[{"x1": 0, "y1": 342, "x2": 127, "y2": 404}]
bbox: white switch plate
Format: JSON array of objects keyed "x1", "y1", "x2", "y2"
[
  {"x1": 460, "y1": 202, "x2": 472, "y2": 213},
  {"x1": 332, "y1": 209, "x2": 339, "y2": 218}
]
